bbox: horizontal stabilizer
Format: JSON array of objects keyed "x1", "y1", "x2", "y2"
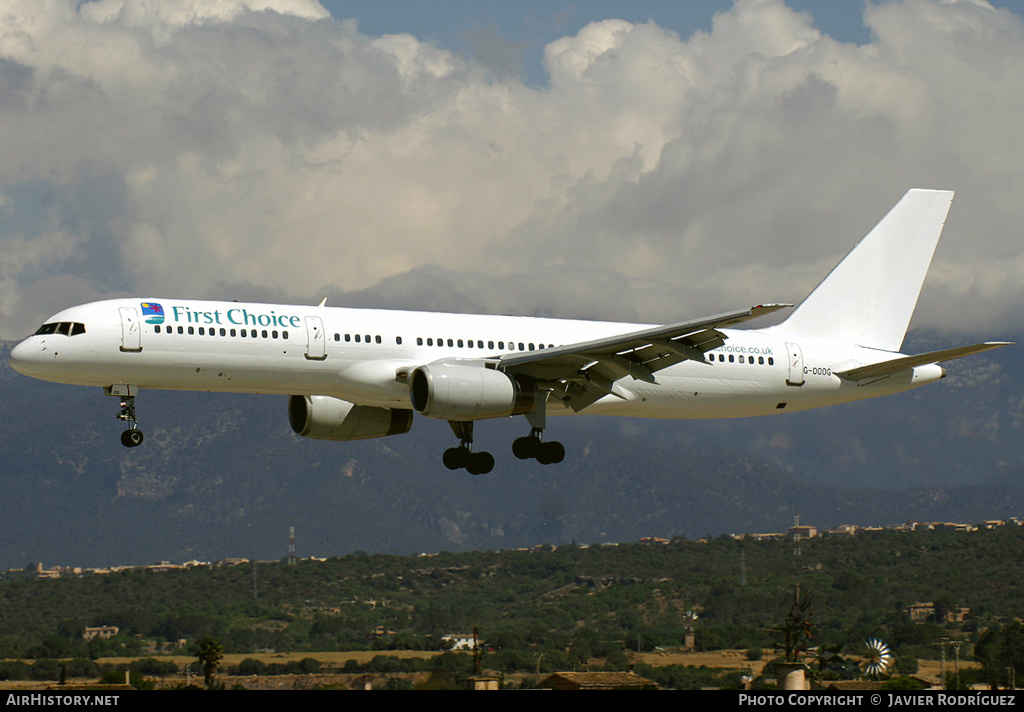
[{"x1": 837, "y1": 342, "x2": 1012, "y2": 381}]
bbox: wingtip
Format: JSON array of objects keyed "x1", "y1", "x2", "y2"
[{"x1": 753, "y1": 303, "x2": 794, "y2": 312}]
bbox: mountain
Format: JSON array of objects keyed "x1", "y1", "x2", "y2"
[{"x1": 0, "y1": 332, "x2": 1020, "y2": 570}]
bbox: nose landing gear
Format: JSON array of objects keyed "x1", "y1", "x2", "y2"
[{"x1": 105, "y1": 385, "x2": 144, "y2": 448}]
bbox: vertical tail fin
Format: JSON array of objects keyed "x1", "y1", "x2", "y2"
[{"x1": 776, "y1": 189, "x2": 954, "y2": 353}]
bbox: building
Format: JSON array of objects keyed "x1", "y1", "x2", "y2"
[
  {"x1": 83, "y1": 626, "x2": 119, "y2": 640},
  {"x1": 538, "y1": 672, "x2": 657, "y2": 690}
]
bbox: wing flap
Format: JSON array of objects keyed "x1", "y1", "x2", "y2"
[
  {"x1": 499, "y1": 303, "x2": 790, "y2": 411},
  {"x1": 837, "y1": 342, "x2": 1012, "y2": 381},
  {"x1": 499, "y1": 303, "x2": 790, "y2": 381}
]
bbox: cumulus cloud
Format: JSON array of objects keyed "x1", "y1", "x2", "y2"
[{"x1": 1, "y1": 0, "x2": 1023, "y2": 340}]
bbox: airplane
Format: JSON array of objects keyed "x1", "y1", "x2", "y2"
[{"x1": 8, "y1": 189, "x2": 1010, "y2": 475}]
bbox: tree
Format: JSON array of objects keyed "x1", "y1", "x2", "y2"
[{"x1": 196, "y1": 638, "x2": 224, "y2": 689}]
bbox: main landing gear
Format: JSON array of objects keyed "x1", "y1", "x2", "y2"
[
  {"x1": 444, "y1": 421, "x2": 495, "y2": 475},
  {"x1": 105, "y1": 385, "x2": 144, "y2": 448},
  {"x1": 442, "y1": 409, "x2": 565, "y2": 474},
  {"x1": 512, "y1": 429, "x2": 565, "y2": 465},
  {"x1": 512, "y1": 405, "x2": 564, "y2": 465}
]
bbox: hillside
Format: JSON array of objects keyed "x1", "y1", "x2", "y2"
[
  {"x1": 2, "y1": 526, "x2": 1023, "y2": 662},
  {"x1": 0, "y1": 333, "x2": 1021, "y2": 569}
]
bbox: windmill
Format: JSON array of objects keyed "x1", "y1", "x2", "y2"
[
  {"x1": 682, "y1": 609, "x2": 699, "y2": 652},
  {"x1": 861, "y1": 638, "x2": 894, "y2": 678}
]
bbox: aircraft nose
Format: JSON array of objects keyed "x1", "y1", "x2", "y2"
[{"x1": 9, "y1": 338, "x2": 43, "y2": 377}]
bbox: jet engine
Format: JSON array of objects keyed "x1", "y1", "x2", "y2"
[
  {"x1": 409, "y1": 363, "x2": 538, "y2": 421},
  {"x1": 288, "y1": 395, "x2": 412, "y2": 441}
]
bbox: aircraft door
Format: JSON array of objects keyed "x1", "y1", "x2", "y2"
[
  {"x1": 785, "y1": 342, "x2": 804, "y2": 386},
  {"x1": 304, "y1": 315, "x2": 327, "y2": 360},
  {"x1": 118, "y1": 307, "x2": 142, "y2": 353}
]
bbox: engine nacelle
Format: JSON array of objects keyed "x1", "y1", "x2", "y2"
[
  {"x1": 409, "y1": 363, "x2": 538, "y2": 421},
  {"x1": 288, "y1": 395, "x2": 412, "y2": 441}
]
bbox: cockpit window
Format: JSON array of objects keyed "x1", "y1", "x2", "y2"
[{"x1": 34, "y1": 321, "x2": 86, "y2": 336}]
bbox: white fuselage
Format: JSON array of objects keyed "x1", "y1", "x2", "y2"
[{"x1": 9, "y1": 297, "x2": 942, "y2": 420}]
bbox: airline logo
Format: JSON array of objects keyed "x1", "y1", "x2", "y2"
[{"x1": 141, "y1": 302, "x2": 165, "y2": 324}]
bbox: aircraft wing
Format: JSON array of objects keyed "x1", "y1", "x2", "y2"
[
  {"x1": 836, "y1": 342, "x2": 1012, "y2": 381},
  {"x1": 498, "y1": 303, "x2": 791, "y2": 411}
]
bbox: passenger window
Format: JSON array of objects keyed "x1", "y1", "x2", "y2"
[
  {"x1": 759, "y1": 357, "x2": 764, "y2": 365},
  {"x1": 768, "y1": 357, "x2": 774, "y2": 366},
  {"x1": 283, "y1": 331, "x2": 289, "y2": 339},
  {"x1": 262, "y1": 330, "x2": 268, "y2": 338},
  {"x1": 375, "y1": 335, "x2": 381, "y2": 344},
  {"x1": 396, "y1": 336, "x2": 402, "y2": 345},
  {"x1": 498, "y1": 342, "x2": 504, "y2": 349},
  {"x1": 345, "y1": 334, "x2": 351, "y2": 342},
  {"x1": 457, "y1": 339, "x2": 464, "y2": 348},
  {"x1": 447, "y1": 339, "x2": 453, "y2": 347},
  {"x1": 355, "y1": 334, "x2": 361, "y2": 343},
  {"x1": 198, "y1": 327, "x2": 205, "y2": 335},
  {"x1": 272, "y1": 331, "x2": 278, "y2": 339},
  {"x1": 155, "y1": 325, "x2": 161, "y2": 333},
  {"x1": 417, "y1": 337, "x2": 423, "y2": 346},
  {"x1": 334, "y1": 333, "x2": 340, "y2": 341},
  {"x1": 728, "y1": 355, "x2": 734, "y2": 363},
  {"x1": 177, "y1": 326, "x2": 184, "y2": 335},
  {"x1": 230, "y1": 329, "x2": 236, "y2": 337}
]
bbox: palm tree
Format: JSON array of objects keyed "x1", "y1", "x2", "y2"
[{"x1": 196, "y1": 638, "x2": 224, "y2": 689}]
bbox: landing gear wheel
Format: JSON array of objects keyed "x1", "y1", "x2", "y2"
[
  {"x1": 466, "y1": 452, "x2": 495, "y2": 475},
  {"x1": 120, "y1": 428, "x2": 144, "y2": 448},
  {"x1": 512, "y1": 434, "x2": 536, "y2": 463},
  {"x1": 512, "y1": 436, "x2": 539, "y2": 460},
  {"x1": 443, "y1": 447, "x2": 467, "y2": 470}
]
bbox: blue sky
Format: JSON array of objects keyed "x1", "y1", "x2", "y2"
[
  {"x1": 320, "y1": 1, "x2": 873, "y2": 84},
  {"x1": 319, "y1": 1, "x2": 1023, "y2": 84}
]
